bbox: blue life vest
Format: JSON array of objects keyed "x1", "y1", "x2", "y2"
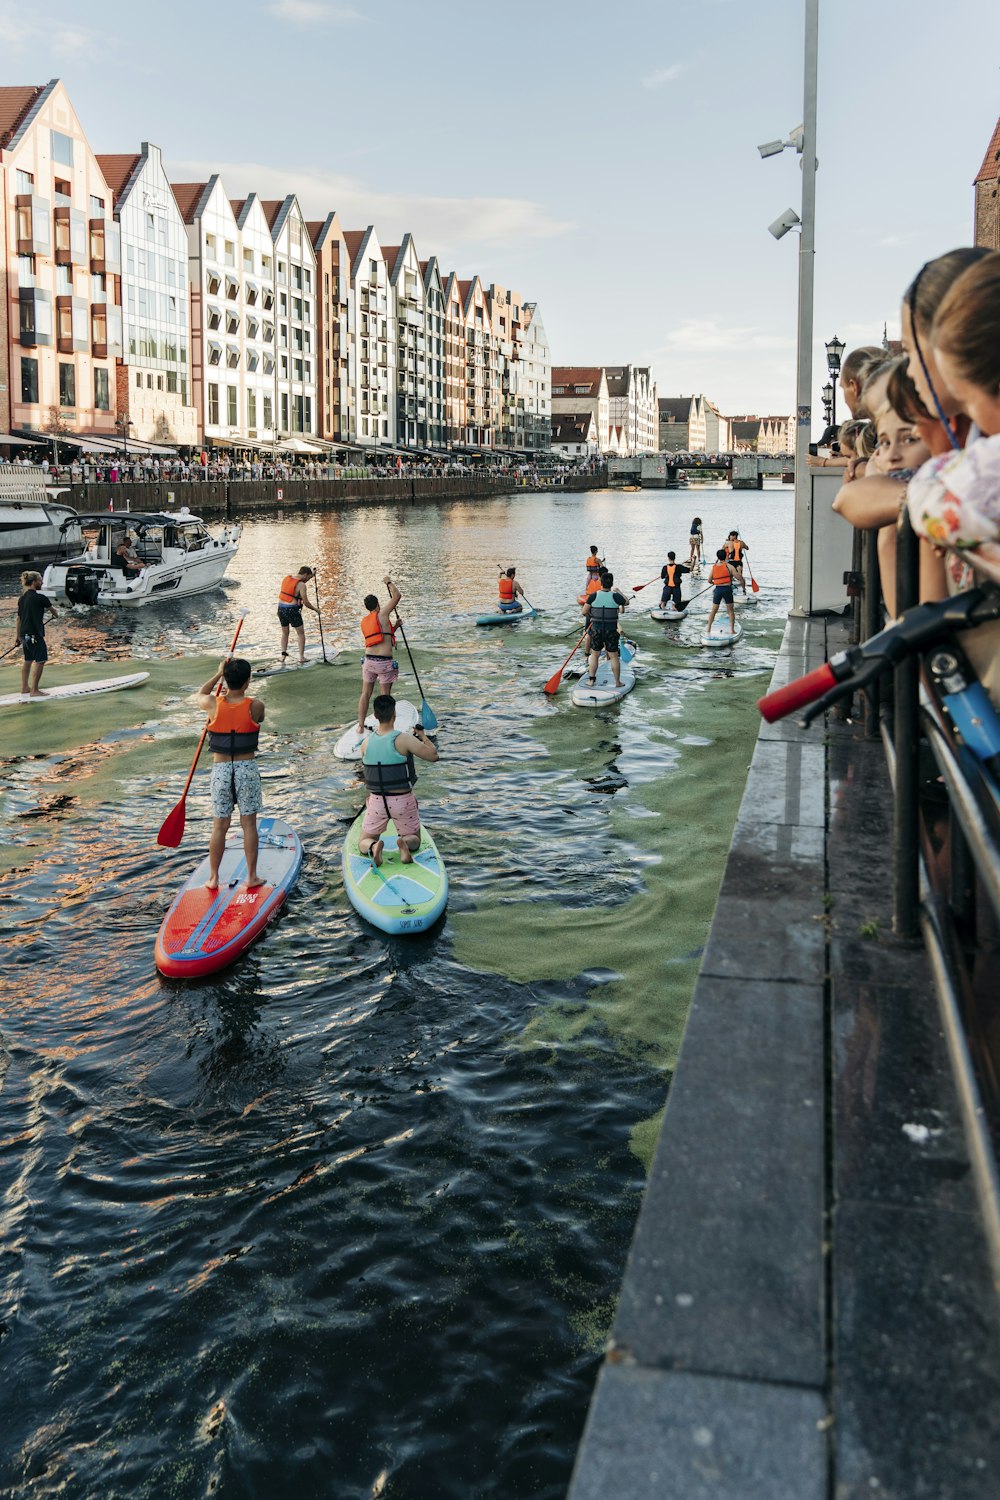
[
  {"x1": 588, "y1": 589, "x2": 621, "y2": 626},
  {"x1": 362, "y1": 728, "x2": 416, "y2": 795}
]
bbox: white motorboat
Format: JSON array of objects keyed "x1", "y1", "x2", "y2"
[
  {"x1": 0, "y1": 466, "x2": 80, "y2": 563},
  {"x1": 42, "y1": 508, "x2": 241, "y2": 607}
]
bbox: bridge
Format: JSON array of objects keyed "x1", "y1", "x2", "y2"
[{"x1": 608, "y1": 454, "x2": 794, "y2": 490}]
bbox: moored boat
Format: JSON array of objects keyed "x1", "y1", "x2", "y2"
[
  {"x1": 0, "y1": 465, "x2": 80, "y2": 563},
  {"x1": 42, "y1": 508, "x2": 241, "y2": 607}
]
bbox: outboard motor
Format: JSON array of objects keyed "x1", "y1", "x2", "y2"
[{"x1": 65, "y1": 566, "x2": 102, "y2": 607}]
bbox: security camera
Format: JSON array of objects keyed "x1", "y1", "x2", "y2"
[
  {"x1": 787, "y1": 124, "x2": 805, "y2": 152},
  {"x1": 768, "y1": 207, "x2": 801, "y2": 240},
  {"x1": 757, "y1": 139, "x2": 785, "y2": 158}
]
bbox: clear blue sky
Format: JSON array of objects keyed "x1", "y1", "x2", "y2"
[{"x1": 4, "y1": 0, "x2": 999, "y2": 415}]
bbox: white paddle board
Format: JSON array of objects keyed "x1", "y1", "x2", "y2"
[
  {"x1": 651, "y1": 605, "x2": 689, "y2": 620},
  {"x1": 701, "y1": 620, "x2": 744, "y2": 647},
  {"x1": 334, "y1": 697, "x2": 420, "y2": 760},
  {"x1": 571, "y1": 658, "x2": 636, "y2": 707},
  {"x1": 0, "y1": 671, "x2": 149, "y2": 708},
  {"x1": 254, "y1": 645, "x2": 337, "y2": 676}
]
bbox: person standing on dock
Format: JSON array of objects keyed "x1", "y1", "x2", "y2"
[
  {"x1": 277, "y1": 567, "x2": 318, "y2": 665},
  {"x1": 16, "y1": 570, "x2": 57, "y2": 699},
  {"x1": 359, "y1": 693, "x2": 440, "y2": 866},
  {"x1": 357, "y1": 577, "x2": 401, "y2": 734},
  {"x1": 688, "y1": 517, "x2": 704, "y2": 573},
  {"x1": 724, "y1": 531, "x2": 749, "y2": 595},
  {"x1": 498, "y1": 567, "x2": 527, "y2": 614},
  {"x1": 197, "y1": 658, "x2": 266, "y2": 891},
  {"x1": 705, "y1": 551, "x2": 738, "y2": 635},
  {"x1": 660, "y1": 553, "x2": 690, "y2": 612},
  {"x1": 582, "y1": 570, "x2": 628, "y2": 689}
]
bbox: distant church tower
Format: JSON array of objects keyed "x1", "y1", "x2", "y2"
[{"x1": 974, "y1": 115, "x2": 1000, "y2": 250}]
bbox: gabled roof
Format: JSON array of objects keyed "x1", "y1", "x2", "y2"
[
  {"x1": 551, "y1": 413, "x2": 596, "y2": 441},
  {"x1": 658, "y1": 397, "x2": 692, "y2": 421},
  {"x1": 552, "y1": 366, "x2": 603, "y2": 393},
  {"x1": 381, "y1": 243, "x2": 403, "y2": 278},
  {"x1": 343, "y1": 228, "x2": 373, "y2": 273},
  {"x1": 731, "y1": 420, "x2": 760, "y2": 439},
  {"x1": 96, "y1": 152, "x2": 141, "y2": 202},
  {"x1": 171, "y1": 180, "x2": 211, "y2": 223},
  {"x1": 975, "y1": 116, "x2": 1000, "y2": 185},
  {"x1": 230, "y1": 196, "x2": 247, "y2": 217},
  {"x1": 604, "y1": 366, "x2": 631, "y2": 396},
  {"x1": 0, "y1": 83, "x2": 46, "y2": 150}
]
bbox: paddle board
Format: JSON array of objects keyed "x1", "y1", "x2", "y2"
[
  {"x1": 154, "y1": 815, "x2": 302, "y2": 979},
  {"x1": 734, "y1": 593, "x2": 758, "y2": 608},
  {"x1": 701, "y1": 619, "x2": 744, "y2": 647},
  {"x1": 254, "y1": 645, "x2": 337, "y2": 676},
  {"x1": 0, "y1": 671, "x2": 149, "y2": 708},
  {"x1": 650, "y1": 605, "x2": 689, "y2": 620},
  {"x1": 342, "y1": 812, "x2": 448, "y2": 935},
  {"x1": 571, "y1": 657, "x2": 636, "y2": 707},
  {"x1": 333, "y1": 697, "x2": 420, "y2": 760},
  {"x1": 475, "y1": 607, "x2": 538, "y2": 626}
]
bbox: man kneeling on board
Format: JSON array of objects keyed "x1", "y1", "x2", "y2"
[
  {"x1": 660, "y1": 552, "x2": 690, "y2": 611},
  {"x1": 360, "y1": 693, "x2": 439, "y2": 867},
  {"x1": 197, "y1": 658, "x2": 266, "y2": 890},
  {"x1": 581, "y1": 570, "x2": 628, "y2": 689},
  {"x1": 498, "y1": 566, "x2": 527, "y2": 613}
]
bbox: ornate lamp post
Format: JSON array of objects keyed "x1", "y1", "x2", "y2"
[
  {"x1": 825, "y1": 334, "x2": 845, "y2": 428},
  {"x1": 821, "y1": 382, "x2": 833, "y2": 428}
]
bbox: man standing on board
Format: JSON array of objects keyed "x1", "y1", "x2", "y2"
[
  {"x1": 16, "y1": 571, "x2": 57, "y2": 699},
  {"x1": 196, "y1": 658, "x2": 266, "y2": 891},
  {"x1": 357, "y1": 576, "x2": 401, "y2": 735},
  {"x1": 581, "y1": 569, "x2": 629, "y2": 689},
  {"x1": 705, "y1": 550, "x2": 738, "y2": 635},
  {"x1": 277, "y1": 566, "x2": 319, "y2": 665}
]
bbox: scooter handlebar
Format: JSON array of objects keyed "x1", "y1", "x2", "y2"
[{"x1": 758, "y1": 662, "x2": 838, "y2": 723}]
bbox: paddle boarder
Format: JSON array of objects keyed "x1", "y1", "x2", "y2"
[
  {"x1": 581, "y1": 570, "x2": 629, "y2": 689},
  {"x1": 724, "y1": 531, "x2": 749, "y2": 596},
  {"x1": 16, "y1": 570, "x2": 57, "y2": 698},
  {"x1": 196, "y1": 658, "x2": 266, "y2": 891},
  {"x1": 660, "y1": 552, "x2": 690, "y2": 612},
  {"x1": 584, "y1": 545, "x2": 604, "y2": 588},
  {"x1": 705, "y1": 550, "x2": 738, "y2": 635},
  {"x1": 277, "y1": 566, "x2": 318, "y2": 665},
  {"x1": 498, "y1": 567, "x2": 527, "y2": 614},
  {"x1": 688, "y1": 517, "x2": 704, "y2": 573},
  {"x1": 357, "y1": 576, "x2": 401, "y2": 735},
  {"x1": 359, "y1": 693, "x2": 439, "y2": 867}
]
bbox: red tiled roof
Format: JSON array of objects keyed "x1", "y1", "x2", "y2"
[
  {"x1": 0, "y1": 84, "x2": 43, "y2": 149},
  {"x1": 96, "y1": 153, "x2": 140, "y2": 201},
  {"x1": 230, "y1": 197, "x2": 247, "y2": 217},
  {"x1": 171, "y1": 181, "x2": 208, "y2": 223},
  {"x1": 260, "y1": 197, "x2": 284, "y2": 227},
  {"x1": 381, "y1": 243, "x2": 400, "y2": 265},
  {"x1": 552, "y1": 366, "x2": 602, "y2": 387},
  {"x1": 343, "y1": 229, "x2": 368, "y2": 261},
  {"x1": 975, "y1": 116, "x2": 1000, "y2": 184},
  {"x1": 306, "y1": 219, "x2": 325, "y2": 246}
]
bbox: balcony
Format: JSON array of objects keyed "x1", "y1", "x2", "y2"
[
  {"x1": 89, "y1": 218, "x2": 121, "y2": 275},
  {"x1": 16, "y1": 194, "x2": 51, "y2": 256},
  {"x1": 18, "y1": 287, "x2": 53, "y2": 347},
  {"x1": 54, "y1": 206, "x2": 88, "y2": 267},
  {"x1": 56, "y1": 295, "x2": 89, "y2": 353}
]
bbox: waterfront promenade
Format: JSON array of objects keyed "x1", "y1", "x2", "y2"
[{"x1": 570, "y1": 613, "x2": 1000, "y2": 1497}]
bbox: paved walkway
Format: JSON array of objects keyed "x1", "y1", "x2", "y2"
[{"x1": 570, "y1": 614, "x2": 1000, "y2": 1498}]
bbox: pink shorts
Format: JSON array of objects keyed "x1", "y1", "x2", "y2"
[
  {"x1": 362, "y1": 791, "x2": 421, "y2": 841},
  {"x1": 362, "y1": 655, "x2": 399, "y2": 687}
]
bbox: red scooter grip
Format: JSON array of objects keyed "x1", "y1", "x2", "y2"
[{"x1": 758, "y1": 662, "x2": 838, "y2": 722}]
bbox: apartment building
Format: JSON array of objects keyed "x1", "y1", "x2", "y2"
[
  {"x1": 519, "y1": 303, "x2": 550, "y2": 452},
  {"x1": 488, "y1": 282, "x2": 552, "y2": 456},
  {"x1": 262, "y1": 195, "x2": 318, "y2": 438},
  {"x1": 442, "y1": 271, "x2": 466, "y2": 449},
  {"x1": 97, "y1": 143, "x2": 197, "y2": 446},
  {"x1": 552, "y1": 368, "x2": 610, "y2": 452},
  {"x1": 421, "y1": 256, "x2": 446, "y2": 451},
  {"x1": 344, "y1": 226, "x2": 395, "y2": 449},
  {"x1": 0, "y1": 80, "x2": 122, "y2": 443},
  {"x1": 459, "y1": 277, "x2": 497, "y2": 449},
  {"x1": 551, "y1": 411, "x2": 600, "y2": 458},
  {"x1": 309, "y1": 212, "x2": 353, "y2": 444},
  {"x1": 606, "y1": 365, "x2": 657, "y2": 454},
  {"x1": 385, "y1": 236, "x2": 428, "y2": 450}
]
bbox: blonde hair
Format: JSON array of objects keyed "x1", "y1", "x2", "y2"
[
  {"x1": 838, "y1": 418, "x2": 874, "y2": 459},
  {"x1": 20, "y1": 570, "x2": 42, "y2": 588}
]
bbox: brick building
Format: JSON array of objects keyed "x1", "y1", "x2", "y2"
[{"x1": 974, "y1": 115, "x2": 1000, "y2": 250}]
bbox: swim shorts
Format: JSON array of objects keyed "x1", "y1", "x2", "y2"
[
  {"x1": 20, "y1": 633, "x2": 48, "y2": 664},
  {"x1": 210, "y1": 760, "x2": 264, "y2": 819},
  {"x1": 712, "y1": 585, "x2": 734, "y2": 604},
  {"x1": 362, "y1": 790, "x2": 421, "y2": 841},
  {"x1": 362, "y1": 655, "x2": 400, "y2": 687},
  {"x1": 277, "y1": 603, "x2": 304, "y2": 629}
]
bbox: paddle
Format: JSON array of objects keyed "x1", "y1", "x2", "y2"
[
  {"x1": 544, "y1": 628, "x2": 589, "y2": 695},
  {"x1": 313, "y1": 570, "x2": 328, "y2": 662},
  {"x1": 0, "y1": 641, "x2": 20, "y2": 663},
  {"x1": 631, "y1": 574, "x2": 661, "y2": 592},
  {"x1": 746, "y1": 557, "x2": 760, "y2": 593},
  {"x1": 156, "y1": 614, "x2": 247, "y2": 848},
  {"x1": 390, "y1": 596, "x2": 437, "y2": 731}
]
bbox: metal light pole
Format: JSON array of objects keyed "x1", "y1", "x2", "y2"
[
  {"x1": 791, "y1": 0, "x2": 819, "y2": 615},
  {"x1": 825, "y1": 332, "x2": 844, "y2": 428},
  {"x1": 822, "y1": 383, "x2": 833, "y2": 428}
]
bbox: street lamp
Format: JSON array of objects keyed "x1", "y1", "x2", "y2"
[
  {"x1": 821, "y1": 382, "x2": 833, "y2": 427},
  {"x1": 116, "y1": 413, "x2": 132, "y2": 464},
  {"x1": 825, "y1": 334, "x2": 844, "y2": 427}
]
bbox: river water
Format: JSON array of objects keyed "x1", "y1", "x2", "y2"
[{"x1": 0, "y1": 483, "x2": 791, "y2": 1498}]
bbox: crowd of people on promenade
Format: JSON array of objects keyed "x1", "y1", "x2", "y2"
[{"x1": 814, "y1": 246, "x2": 1000, "y2": 708}]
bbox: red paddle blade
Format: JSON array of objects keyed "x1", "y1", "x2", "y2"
[
  {"x1": 751, "y1": 578, "x2": 760, "y2": 593},
  {"x1": 543, "y1": 670, "x2": 564, "y2": 696},
  {"x1": 156, "y1": 798, "x2": 187, "y2": 848}
]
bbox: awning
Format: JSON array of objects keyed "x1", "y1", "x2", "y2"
[{"x1": 0, "y1": 432, "x2": 41, "y2": 446}]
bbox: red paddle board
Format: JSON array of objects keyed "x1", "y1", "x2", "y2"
[{"x1": 155, "y1": 815, "x2": 302, "y2": 978}]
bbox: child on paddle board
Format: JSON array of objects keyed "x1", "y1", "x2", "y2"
[
  {"x1": 357, "y1": 577, "x2": 401, "y2": 735},
  {"x1": 584, "y1": 545, "x2": 604, "y2": 589},
  {"x1": 705, "y1": 551, "x2": 738, "y2": 635},
  {"x1": 16, "y1": 571, "x2": 57, "y2": 698},
  {"x1": 581, "y1": 570, "x2": 629, "y2": 689},
  {"x1": 498, "y1": 567, "x2": 527, "y2": 613},
  {"x1": 724, "y1": 531, "x2": 749, "y2": 595},
  {"x1": 196, "y1": 658, "x2": 266, "y2": 891},
  {"x1": 359, "y1": 693, "x2": 439, "y2": 867},
  {"x1": 277, "y1": 566, "x2": 318, "y2": 664},
  {"x1": 660, "y1": 552, "x2": 690, "y2": 612}
]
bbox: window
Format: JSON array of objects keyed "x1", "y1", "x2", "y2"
[
  {"x1": 89, "y1": 194, "x2": 104, "y2": 219},
  {"x1": 157, "y1": 375, "x2": 164, "y2": 391},
  {"x1": 303, "y1": 267, "x2": 311, "y2": 292},
  {"x1": 15, "y1": 168, "x2": 34, "y2": 194},
  {"x1": 51, "y1": 129, "x2": 74, "y2": 166},
  {"x1": 207, "y1": 306, "x2": 222, "y2": 331},
  {"x1": 281, "y1": 393, "x2": 289, "y2": 429},
  {"x1": 279, "y1": 293, "x2": 287, "y2": 314},
  {"x1": 243, "y1": 248, "x2": 254, "y2": 270},
  {"x1": 304, "y1": 395, "x2": 312, "y2": 430},
  {"x1": 135, "y1": 371, "x2": 142, "y2": 387},
  {"x1": 147, "y1": 374, "x2": 154, "y2": 388},
  {"x1": 56, "y1": 264, "x2": 72, "y2": 294},
  {"x1": 262, "y1": 254, "x2": 272, "y2": 275},
  {"x1": 59, "y1": 363, "x2": 76, "y2": 407},
  {"x1": 246, "y1": 316, "x2": 259, "y2": 340},
  {"x1": 146, "y1": 211, "x2": 155, "y2": 241},
  {"x1": 226, "y1": 309, "x2": 239, "y2": 335},
  {"x1": 206, "y1": 233, "x2": 216, "y2": 258},
  {"x1": 280, "y1": 355, "x2": 288, "y2": 378},
  {"x1": 293, "y1": 358, "x2": 303, "y2": 381},
  {"x1": 245, "y1": 280, "x2": 259, "y2": 306},
  {"x1": 247, "y1": 389, "x2": 257, "y2": 427},
  {"x1": 208, "y1": 340, "x2": 222, "y2": 365},
  {"x1": 227, "y1": 386, "x2": 237, "y2": 425},
  {"x1": 207, "y1": 271, "x2": 221, "y2": 295},
  {"x1": 20, "y1": 357, "x2": 38, "y2": 404},
  {"x1": 292, "y1": 264, "x2": 302, "y2": 289},
  {"x1": 208, "y1": 383, "x2": 220, "y2": 424},
  {"x1": 224, "y1": 240, "x2": 235, "y2": 267},
  {"x1": 246, "y1": 349, "x2": 260, "y2": 372},
  {"x1": 226, "y1": 346, "x2": 240, "y2": 369},
  {"x1": 225, "y1": 275, "x2": 239, "y2": 301},
  {"x1": 94, "y1": 367, "x2": 109, "y2": 409},
  {"x1": 293, "y1": 297, "x2": 302, "y2": 321},
  {"x1": 263, "y1": 394, "x2": 272, "y2": 429},
  {"x1": 18, "y1": 253, "x2": 35, "y2": 289},
  {"x1": 263, "y1": 353, "x2": 274, "y2": 377},
  {"x1": 167, "y1": 371, "x2": 178, "y2": 393},
  {"x1": 278, "y1": 260, "x2": 287, "y2": 285}
]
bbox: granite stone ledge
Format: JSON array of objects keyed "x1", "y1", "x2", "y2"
[
  {"x1": 611, "y1": 975, "x2": 826, "y2": 1388},
  {"x1": 568, "y1": 1364, "x2": 827, "y2": 1500},
  {"x1": 738, "y1": 740, "x2": 826, "y2": 829}
]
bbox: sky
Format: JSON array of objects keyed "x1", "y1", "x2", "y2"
[{"x1": 3, "y1": 0, "x2": 999, "y2": 417}]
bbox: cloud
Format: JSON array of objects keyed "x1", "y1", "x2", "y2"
[
  {"x1": 655, "y1": 318, "x2": 794, "y2": 356},
  {"x1": 0, "y1": 4, "x2": 98, "y2": 60},
  {"x1": 263, "y1": 0, "x2": 362, "y2": 22},
  {"x1": 168, "y1": 157, "x2": 575, "y2": 261},
  {"x1": 642, "y1": 63, "x2": 685, "y2": 89}
]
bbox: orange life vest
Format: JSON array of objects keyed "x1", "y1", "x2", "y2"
[
  {"x1": 585, "y1": 554, "x2": 602, "y2": 576},
  {"x1": 664, "y1": 563, "x2": 678, "y2": 588},
  {"x1": 278, "y1": 574, "x2": 299, "y2": 605},
  {"x1": 207, "y1": 695, "x2": 260, "y2": 755},
  {"x1": 499, "y1": 576, "x2": 515, "y2": 602},
  {"x1": 361, "y1": 608, "x2": 395, "y2": 650},
  {"x1": 711, "y1": 561, "x2": 733, "y2": 587},
  {"x1": 726, "y1": 540, "x2": 744, "y2": 563},
  {"x1": 585, "y1": 576, "x2": 602, "y2": 597}
]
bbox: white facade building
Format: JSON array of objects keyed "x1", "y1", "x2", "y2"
[
  {"x1": 386, "y1": 236, "x2": 428, "y2": 450},
  {"x1": 519, "y1": 302, "x2": 550, "y2": 453},
  {"x1": 421, "y1": 255, "x2": 446, "y2": 451},
  {"x1": 263, "y1": 195, "x2": 318, "y2": 439},
  {"x1": 344, "y1": 226, "x2": 396, "y2": 450}
]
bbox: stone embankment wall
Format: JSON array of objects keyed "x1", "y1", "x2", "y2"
[{"x1": 63, "y1": 474, "x2": 607, "y2": 520}]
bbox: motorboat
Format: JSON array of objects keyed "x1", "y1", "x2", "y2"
[
  {"x1": 0, "y1": 466, "x2": 80, "y2": 563},
  {"x1": 42, "y1": 508, "x2": 241, "y2": 606}
]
